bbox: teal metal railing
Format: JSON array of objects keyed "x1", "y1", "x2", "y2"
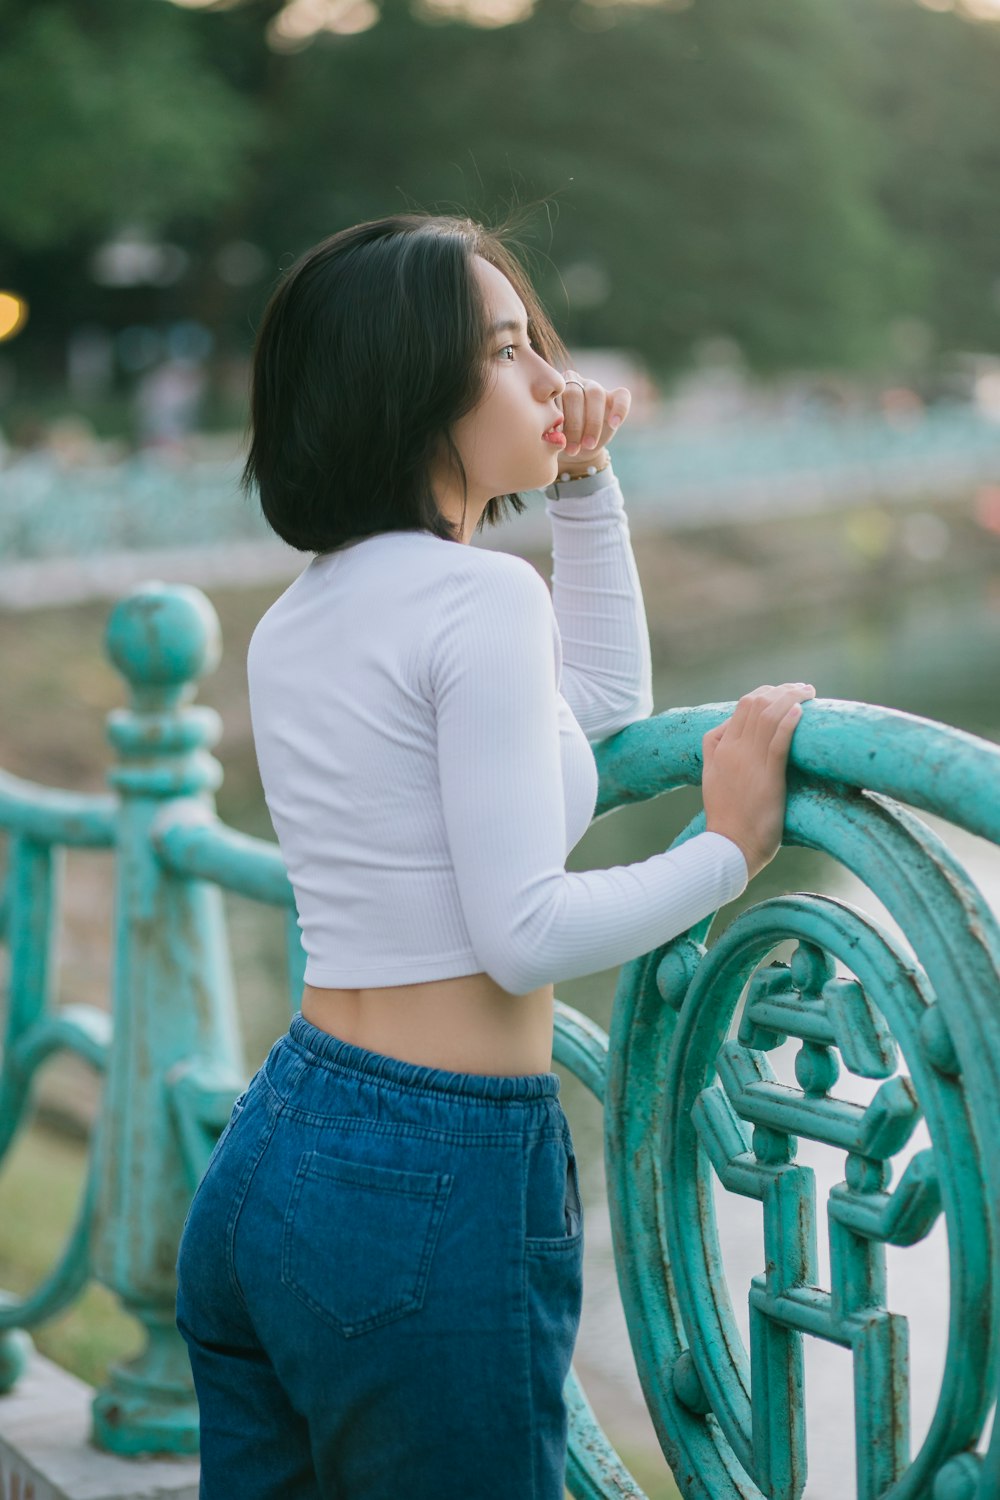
[{"x1": 0, "y1": 581, "x2": 997, "y2": 1498}]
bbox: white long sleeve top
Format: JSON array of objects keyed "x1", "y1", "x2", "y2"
[{"x1": 246, "y1": 459, "x2": 749, "y2": 994}]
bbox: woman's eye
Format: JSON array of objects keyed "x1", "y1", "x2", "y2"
[{"x1": 499, "y1": 342, "x2": 534, "y2": 361}]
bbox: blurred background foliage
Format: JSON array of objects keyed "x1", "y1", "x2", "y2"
[{"x1": 3, "y1": 0, "x2": 1000, "y2": 400}]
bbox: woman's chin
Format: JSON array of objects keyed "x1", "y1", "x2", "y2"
[
  {"x1": 495, "y1": 462, "x2": 559, "y2": 493},
  {"x1": 543, "y1": 452, "x2": 565, "y2": 484}
]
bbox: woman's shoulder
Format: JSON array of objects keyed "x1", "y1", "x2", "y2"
[
  {"x1": 422, "y1": 546, "x2": 556, "y2": 689},
  {"x1": 329, "y1": 527, "x2": 543, "y2": 588},
  {"x1": 434, "y1": 539, "x2": 551, "y2": 614},
  {"x1": 251, "y1": 534, "x2": 551, "y2": 658},
  {"x1": 350, "y1": 525, "x2": 545, "y2": 604}
]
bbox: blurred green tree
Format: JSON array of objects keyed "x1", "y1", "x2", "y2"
[
  {"x1": 0, "y1": 0, "x2": 260, "y2": 250},
  {"x1": 2, "y1": 0, "x2": 999, "y2": 395},
  {"x1": 220, "y1": 0, "x2": 907, "y2": 375},
  {"x1": 845, "y1": 0, "x2": 1000, "y2": 359}
]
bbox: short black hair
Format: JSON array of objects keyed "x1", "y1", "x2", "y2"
[{"x1": 241, "y1": 211, "x2": 571, "y2": 553}]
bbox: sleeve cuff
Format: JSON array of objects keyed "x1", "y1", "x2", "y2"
[{"x1": 543, "y1": 458, "x2": 622, "y2": 512}]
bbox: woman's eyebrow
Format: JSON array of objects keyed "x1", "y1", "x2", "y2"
[{"x1": 492, "y1": 315, "x2": 529, "y2": 334}]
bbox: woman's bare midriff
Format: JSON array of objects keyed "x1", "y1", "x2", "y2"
[{"x1": 301, "y1": 972, "x2": 555, "y2": 1076}]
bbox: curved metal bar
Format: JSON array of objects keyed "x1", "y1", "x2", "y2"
[
  {"x1": 0, "y1": 1129, "x2": 100, "y2": 1331},
  {"x1": 552, "y1": 998, "x2": 610, "y2": 1104},
  {"x1": 285, "y1": 908, "x2": 307, "y2": 1014},
  {"x1": 1, "y1": 836, "x2": 61, "y2": 1164},
  {"x1": 150, "y1": 801, "x2": 296, "y2": 907},
  {"x1": 166, "y1": 1054, "x2": 250, "y2": 1192},
  {"x1": 0, "y1": 1042, "x2": 110, "y2": 1332},
  {"x1": 552, "y1": 1000, "x2": 649, "y2": 1499},
  {"x1": 0, "y1": 769, "x2": 117, "y2": 847},
  {"x1": 0, "y1": 1006, "x2": 111, "y2": 1161},
  {"x1": 593, "y1": 700, "x2": 1000, "y2": 848},
  {"x1": 564, "y1": 1369, "x2": 649, "y2": 1499},
  {"x1": 10, "y1": 1005, "x2": 112, "y2": 1077}
]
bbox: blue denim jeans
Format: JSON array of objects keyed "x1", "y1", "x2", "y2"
[{"x1": 175, "y1": 1011, "x2": 584, "y2": 1499}]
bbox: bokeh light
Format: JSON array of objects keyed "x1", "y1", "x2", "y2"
[
  {"x1": 267, "y1": 0, "x2": 380, "y2": 49},
  {"x1": 0, "y1": 292, "x2": 28, "y2": 343}
]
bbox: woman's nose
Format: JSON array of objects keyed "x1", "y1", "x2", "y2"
[{"x1": 544, "y1": 365, "x2": 566, "y2": 397}]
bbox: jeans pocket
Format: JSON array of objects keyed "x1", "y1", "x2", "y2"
[
  {"x1": 281, "y1": 1149, "x2": 454, "y2": 1338},
  {"x1": 523, "y1": 1140, "x2": 584, "y2": 1401},
  {"x1": 524, "y1": 1136, "x2": 584, "y2": 1253}
]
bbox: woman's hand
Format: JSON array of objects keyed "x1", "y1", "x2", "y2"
[
  {"x1": 558, "y1": 369, "x2": 631, "y2": 458},
  {"x1": 702, "y1": 683, "x2": 816, "y2": 881}
]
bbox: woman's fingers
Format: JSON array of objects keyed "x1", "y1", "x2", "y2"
[
  {"x1": 720, "y1": 683, "x2": 815, "y2": 744},
  {"x1": 702, "y1": 684, "x2": 816, "y2": 878},
  {"x1": 725, "y1": 686, "x2": 775, "y2": 740},
  {"x1": 560, "y1": 372, "x2": 630, "y2": 455},
  {"x1": 701, "y1": 721, "x2": 728, "y2": 758},
  {"x1": 560, "y1": 372, "x2": 603, "y2": 456},
  {"x1": 606, "y1": 386, "x2": 631, "y2": 436},
  {"x1": 751, "y1": 684, "x2": 815, "y2": 752},
  {"x1": 767, "y1": 697, "x2": 809, "y2": 760}
]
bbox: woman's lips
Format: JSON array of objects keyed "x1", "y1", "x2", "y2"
[{"x1": 543, "y1": 428, "x2": 567, "y2": 445}]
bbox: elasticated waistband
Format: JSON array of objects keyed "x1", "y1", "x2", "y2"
[{"x1": 285, "y1": 1011, "x2": 561, "y2": 1103}]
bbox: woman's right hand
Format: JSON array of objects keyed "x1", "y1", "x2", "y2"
[{"x1": 702, "y1": 682, "x2": 816, "y2": 882}]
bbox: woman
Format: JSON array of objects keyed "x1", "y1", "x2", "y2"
[{"x1": 175, "y1": 211, "x2": 814, "y2": 1499}]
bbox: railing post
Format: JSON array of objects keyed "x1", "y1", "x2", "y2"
[{"x1": 89, "y1": 582, "x2": 244, "y2": 1455}]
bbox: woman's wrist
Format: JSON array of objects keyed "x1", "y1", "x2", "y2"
[{"x1": 555, "y1": 446, "x2": 611, "y2": 482}]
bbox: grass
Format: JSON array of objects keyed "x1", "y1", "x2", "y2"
[
  {"x1": 597, "y1": 1449, "x2": 682, "y2": 1500},
  {"x1": 0, "y1": 1119, "x2": 143, "y2": 1388}
]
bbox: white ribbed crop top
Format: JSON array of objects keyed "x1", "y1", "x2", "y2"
[{"x1": 246, "y1": 460, "x2": 749, "y2": 994}]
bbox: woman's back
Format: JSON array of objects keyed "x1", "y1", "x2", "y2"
[
  {"x1": 247, "y1": 526, "x2": 600, "y2": 976},
  {"x1": 249, "y1": 525, "x2": 605, "y2": 1072},
  {"x1": 248, "y1": 472, "x2": 749, "y2": 1063}
]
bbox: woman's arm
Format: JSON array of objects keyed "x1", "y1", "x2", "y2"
[
  {"x1": 542, "y1": 456, "x2": 654, "y2": 743},
  {"x1": 429, "y1": 552, "x2": 747, "y2": 995}
]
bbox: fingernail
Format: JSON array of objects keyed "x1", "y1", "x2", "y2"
[
  {"x1": 610, "y1": 414, "x2": 622, "y2": 429},
  {"x1": 565, "y1": 442, "x2": 579, "y2": 456},
  {"x1": 582, "y1": 435, "x2": 597, "y2": 449}
]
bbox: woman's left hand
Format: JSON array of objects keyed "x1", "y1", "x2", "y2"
[{"x1": 558, "y1": 370, "x2": 631, "y2": 458}]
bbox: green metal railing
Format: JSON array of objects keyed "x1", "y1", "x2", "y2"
[{"x1": 0, "y1": 580, "x2": 997, "y2": 1498}]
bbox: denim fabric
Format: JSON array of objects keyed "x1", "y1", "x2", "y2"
[{"x1": 175, "y1": 1011, "x2": 584, "y2": 1499}]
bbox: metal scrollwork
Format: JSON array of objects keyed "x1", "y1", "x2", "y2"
[{"x1": 600, "y1": 707, "x2": 1000, "y2": 1500}]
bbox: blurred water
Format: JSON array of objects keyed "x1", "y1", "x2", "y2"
[{"x1": 560, "y1": 572, "x2": 1000, "y2": 1496}]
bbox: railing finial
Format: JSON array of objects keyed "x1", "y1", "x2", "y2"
[{"x1": 105, "y1": 581, "x2": 222, "y2": 711}]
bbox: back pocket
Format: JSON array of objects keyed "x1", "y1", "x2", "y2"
[{"x1": 281, "y1": 1149, "x2": 454, "y2": 1338}]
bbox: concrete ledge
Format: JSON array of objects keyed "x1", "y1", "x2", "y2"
[{"x1": 0, "y1": 1348, "x2": 199, "y2": 1500}]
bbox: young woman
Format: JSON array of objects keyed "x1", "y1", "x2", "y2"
[{"x1": 174, "y1": 211, "x2": 814, "y2": 1500}]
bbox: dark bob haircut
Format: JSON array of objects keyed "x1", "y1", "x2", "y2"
[{"x1": 241, "y1": 211, "x2": 572, "y2": 553}]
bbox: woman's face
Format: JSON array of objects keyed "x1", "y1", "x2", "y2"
[{"x1": 432, "y1": 255, "x2": 568, "y2": 535}]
